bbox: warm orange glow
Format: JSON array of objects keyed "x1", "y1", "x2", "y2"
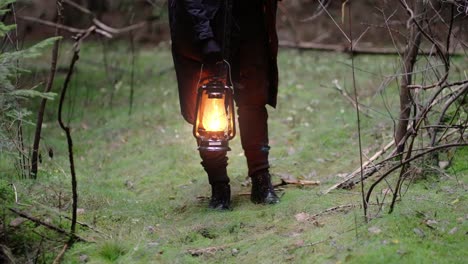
[{"x1": 202, "y1": 98, "x2": 227, "y2": 132}]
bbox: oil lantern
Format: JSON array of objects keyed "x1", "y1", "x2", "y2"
[{"x1": 193, "y1": 76, "x2": 235, "y2": 151}]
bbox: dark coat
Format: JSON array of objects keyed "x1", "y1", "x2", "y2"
[{"x1": 169, "y1": 0, "x2": 279, "y2": 124}]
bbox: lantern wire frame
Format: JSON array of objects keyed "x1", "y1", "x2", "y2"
[
  {"x1": 193, "y1": 60, "x2": 236, "y2": 151},
  {"x1": 197, "y1": 60, "x2": 235, "y2": 95}
]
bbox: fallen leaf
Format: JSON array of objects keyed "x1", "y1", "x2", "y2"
[
  {"x1": 148, "y1": 242, "x2": 159, "y2": 247},
  {"x1": 438, "y1": 161, "x2": 450, "y2": 169},
  {"x1": 231, "y1": 248, "x2": 239, "y2": 256},
  {"x1": 10, "y1": 217, "x2": 26, "y2": 227},
  {"x1": 368, "y1": 226, "x2": 382, "y2": 234},
  {"x1": 241, "y1": 178, "x2": 251, "y2": 187},
  {"x1": 336, "y1": 173, "x2": 348, "y2": 179},
  {"x1": 294, "y1": 240, "x2": 305, "y2": 247},
  {"x1": 424, "y1": 219, "x2": 438, "y2": 229},
  {"x1": 287, "y1": 232, "x2": 302, "y2": 238},
  {"x1": 146, "y1": 225, "x2": 156, "y2": 233},
  {"x1": 288, "y1": 147, "x2": 296, "y2": 155},
  {"x1": 80, "y1": 123, "x2": 89, "y2": 130},
  {"x1": 295, "y1": 212, "x2": 310, "y2": 222},
  {"x1": 413, "y1": 228, "x2": 425, "y2": 238},
  {"x1": 125, "y1": 180, "x2": 134, "y2": 189},
  {"x1": 448, "y1": 227, "x2": 458, "y2": 235},
  {"x1": 279, "y1": 173, "x2": 297, "y2": 183},
  {"x1": 397, "y1": 249, "x2": 407, "y2": 255},
  {"x1": 79, "y1": 254, "x2": 89, "y2": 263}
]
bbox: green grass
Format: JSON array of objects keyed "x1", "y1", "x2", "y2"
[{"x1": 1, "y1": 42, "x2": 467, "y2": 263}]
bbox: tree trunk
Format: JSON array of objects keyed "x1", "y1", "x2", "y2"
[{"x1": 394, "y1": 0, "x2": 424, "y2": 153}]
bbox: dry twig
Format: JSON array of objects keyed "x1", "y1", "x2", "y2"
[
  {"x1": 8, "y1": 208, "x2": 87, "y2": 242},
  {"x1": 275, "y1": 179, "x2": 320, "y2": 187}
]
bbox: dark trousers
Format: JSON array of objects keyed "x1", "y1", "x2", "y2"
[
  {"x1": 200, "y1": 0, "x2": 270, "y2": 185},
  {"x1": 200, "y1": 103, "x2": 270, "y2": 185}
]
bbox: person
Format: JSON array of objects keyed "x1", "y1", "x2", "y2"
[{"x1": 168, "y1": 0, "x2": 280, "y2": 210}]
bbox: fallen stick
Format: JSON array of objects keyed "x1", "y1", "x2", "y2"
[
  {"x1": 309, "y1": 204, "x2": 358, "y2": 219},
  {"x1": 187, "y1": 245, "x2": 228, "y2": 256},
  {"x1": 9, "y1": 208, "x2": 87, "y2": 242},
  {"x1": 323, "y1": 140, "x2": 395, "y2": 194},
  {"x1": 275, "y1": 179, "x2": 320, "y2": 187},
  {"x1": 279, "y1": 40, "x2": 464, "y2": 56},
  {"x1": 52, "y1": 243, "x2": 69, "y2": 264},
  {"x1": 62, "y1": 214, "x2": 108, "y2": 238}
]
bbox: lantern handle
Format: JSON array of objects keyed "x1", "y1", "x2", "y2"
[
  {"x1": 221, "y1": 59, "x2": 235, "y2": 94},
  {"x1": 198, "y1": 60, "x2": 235, "y2": 94}
]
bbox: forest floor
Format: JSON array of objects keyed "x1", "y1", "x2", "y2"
[{"x1": 1, "y1": 42, "x2": 467, "y2": 263}]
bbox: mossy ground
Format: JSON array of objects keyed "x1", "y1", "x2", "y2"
[{"x1": 1, "y1": 42, "x2": 466, "y2": 263}]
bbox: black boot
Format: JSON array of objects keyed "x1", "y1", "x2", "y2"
[
  {"x1": 251, "y1": 171, "x2": 279, "y2": 204},
  {"x1": 209, "y1": 183, "x2": 231, "y2": 210}
]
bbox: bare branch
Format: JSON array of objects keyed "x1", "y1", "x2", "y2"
[
  {"x1": 365, "y1": 142, "x2": 468, "y2": 206},
  {"x1": 8, "y1": 208, "x2": 87, "y2": 242}
]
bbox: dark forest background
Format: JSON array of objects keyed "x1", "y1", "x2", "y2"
[{"x1": 14, "y1": 0, "x2": 466, "y2": 47}]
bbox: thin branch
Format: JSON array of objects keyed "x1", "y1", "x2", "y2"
[
  {"x1": 63, "y1": 0, "x2": 153, "y2": 35},
  {"x1": 18, "y1": 16, "x2": 86, "y2": 34},
  {"x1": 431, "y1": 85, "x2": 468, "y2": 146},
  {"x1": 30, "y1": 2, "x2": 63, "y2": 179},
  {"x1": 332, "y1": 79, "x2": 372, "y2": 118},
  {"x1": 408, "y1": 79, "x2": 468, "y2": 90},
  {"x1": 56, "y1": 24, "x2": 94, "y2": 253},
  {"x1": 63, "y1": 0, "x2": 93, "y2": 16},
  {"x1": 278, "y1": 40, "x2": 464, "y2": 56},
  {"x1": 10, "y1": 183, "x2": 18, "y2": 203},
  {"x1": 278, "y1": 2, "x2": 301, "y2": 46},
  {"x1": 302, "y1": 0, "x2": 331, "y2": 22},
  {"x1": 32, "y1": 200, "x2": 109, "y2": 237},
  {"x1": 309, "y1": 204, "x2": 358, "y2": 219},
  {"x1": 365, "y1": 142, "x2": 468, "y2": 206},
  {"x1": 317, "y1": 0, "x2": 351, "y2": 43},
  {"x1": 324, "y1": 140, "x2": 395, "y2": 193},
  {"x1": 8, "y1": 208, "x2": 87, "y2": 242},
  {"x1": 347, "y1": 1, "x2": 368, "y2": 222},
  {"x1": 128, "y1": 12, "x2": 136, "y2": 116}
]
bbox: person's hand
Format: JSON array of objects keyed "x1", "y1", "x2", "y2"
[{"x1": 202, "y1": 38, "x2": 222, "y2": 64}]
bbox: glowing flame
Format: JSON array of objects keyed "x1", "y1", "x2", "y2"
[{"x1": 202, "y1": 98, "x2": 227, "y2": 132}]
